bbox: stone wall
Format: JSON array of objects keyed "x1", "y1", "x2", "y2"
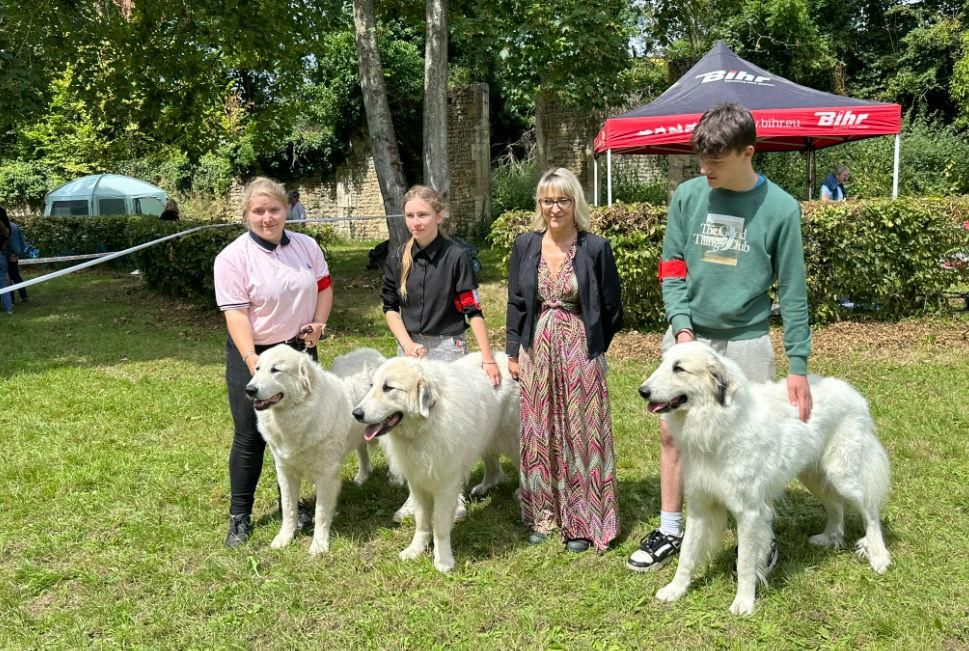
[
  {"x1": 229, "y1": 137, "x2": 390, "y2": 240},
  {"x1": 667, "y1": 154, "x2": 701, "y2": 198},
  {"x1": 535, "y1": 93, "x2": 601, "y2": 197},
  {"x1": 446, "y1": 83, "x2": 490, "y2": 238}
]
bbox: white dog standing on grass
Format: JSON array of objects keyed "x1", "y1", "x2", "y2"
[
  {"x1": 352, "y1": 352, "x2": 520, "y2": 572},
  {"x1": 246, "y1": 345, "x2": 367, "y2": 555},
  {"x1": 639, "y1": 341, "x2": 891, "y2": 615}
]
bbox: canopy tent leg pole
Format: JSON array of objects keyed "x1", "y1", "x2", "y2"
[
  {"x1": 892, "y1": 135, "x2": 901, "y2": 199},
  {"x1": 606, "y1": 149, "x2": 613, "y2": 206},
  {"x1": 593, "y1": 156, "x2": 599, "y2": 206},
  {"x1": 805, "y1": 149, "x2": 814, "y2": 200}
]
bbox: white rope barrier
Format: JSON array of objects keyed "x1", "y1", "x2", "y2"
[{"x1": 2, "y1": 215, "x2": 400, "y2": 296}]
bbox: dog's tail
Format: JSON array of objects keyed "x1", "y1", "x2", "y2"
[{"x1": 829, "y1": 399, "x2": 892, "y2": 573}]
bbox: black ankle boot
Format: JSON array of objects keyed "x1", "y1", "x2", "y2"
[
  {"x1": 565, "y1": 538, "x2": 591, "y2": 553},
  {"x1": 225, "y1": 513, "x2": 252, "y2": 548}
]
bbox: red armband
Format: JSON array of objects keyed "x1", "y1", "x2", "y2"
[
  {"x1": 658, "y1": 259, "x2": 688, "y2": 280},
  {"x1": 317, "y1": 275, "x2": 332, "y2": 291},
  {"x1": 453, "y1": 289, "x2": 482, "y2": 312}
]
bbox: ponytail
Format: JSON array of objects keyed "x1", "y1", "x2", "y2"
[{"x1": 399, "y1": 237, "x2": 416, "y2": 302}]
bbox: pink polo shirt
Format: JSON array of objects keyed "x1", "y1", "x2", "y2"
[{"x1": 214, "y1": 231, "x2": 330, "y2": 345}]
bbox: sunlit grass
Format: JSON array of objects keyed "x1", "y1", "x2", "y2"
[{"x1": 1, "y1": 244, "x2": 968, "y2": 648}]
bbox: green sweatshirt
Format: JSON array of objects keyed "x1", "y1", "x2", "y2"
[{"x1": 662, "y1": 175, "x2": 811, "y2": 375}]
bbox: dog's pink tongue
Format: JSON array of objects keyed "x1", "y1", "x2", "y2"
[
  {"x1": 648, "y1": 402, "x2": 669, "y2": 414},
  {"x1": 363, "y1": 423, "x2": 382, "y2": 442}
]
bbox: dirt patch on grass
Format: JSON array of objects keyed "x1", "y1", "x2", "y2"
[{"x1": 607, "y1": 316, "x2": 969, "y2": 365}]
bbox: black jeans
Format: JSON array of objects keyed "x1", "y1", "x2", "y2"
[
  {"x1": 7, "y1": 258, "x2": 26, "y2": 300},
  {"x1": 225, "y1": 336, "x2": 317, "y2": 516}
]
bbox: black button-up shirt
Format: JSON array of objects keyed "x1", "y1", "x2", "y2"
[{"x1": 382, "y1": 235, "x2": 483, "y2": 336}]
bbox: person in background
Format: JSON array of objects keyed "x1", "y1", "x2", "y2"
[
  {"x1": 213, "y1": 177, "x2": 333, "y2": 547},
  {"x1": 382, "y1": 184, "x2": 501, "y2": 524},
  {"x1": 820, "y1": 165, "x2": 849, "y2": 203},
  {"x1": 287, "y1": 190, "x2": 307, "y2": 221},
  {"x1": 506, "y1": 167, "x2": 624, "y2": 553},
  {"x1": 0, "y1": 215, "x2": 11, "y2": 314},
  {"x1": 160, "y1": 199, "x2": 180, "y2": 221},
  {"x1": 0, "y1": 207, "x2": 26, "y2": 304}
]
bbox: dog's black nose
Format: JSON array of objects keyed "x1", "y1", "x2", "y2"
[
  {"x1": 244, "y1": 385, "x2": 257, "y2": 399},
  {"x1": 638, "y1": 385, "x2": 651, "y2": 400},
  {"x1": 352, "y1": 407, "x2": 364, "y2": 422}
]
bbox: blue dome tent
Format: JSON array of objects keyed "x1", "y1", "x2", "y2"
[{"x1": 44, "y1": 174, "x2": 168, "y2": 217}]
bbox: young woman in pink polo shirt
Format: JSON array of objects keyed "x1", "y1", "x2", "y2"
[
  {"x1": 214, "y1": 177, "x2": 333, "y2": 547},
  {"x1": 381, "y1": 184, "x2": 501, "y2": 523}
]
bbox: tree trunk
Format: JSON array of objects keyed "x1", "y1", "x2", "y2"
[
  {"x1": 423, "y1": 0, "x2": 449, "y2": 206},
  {"x1": 351, "y1": 0, "x2": 409, "y2": 248}
]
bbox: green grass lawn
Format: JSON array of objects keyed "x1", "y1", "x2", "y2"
[{"x1": 2, "y1": 243, "x2": 968, "y2": 648}]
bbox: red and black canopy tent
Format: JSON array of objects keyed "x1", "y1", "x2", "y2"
[{"x1": 593, "y1": 41, "x2": 902, "y2": 203}]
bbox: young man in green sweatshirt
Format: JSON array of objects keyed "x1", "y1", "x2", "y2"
[{"x1": 627, "y1": 102, "x2": 813, "y2": 573}]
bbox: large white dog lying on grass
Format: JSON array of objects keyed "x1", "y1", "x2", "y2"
[
  {"x1": 246, "y1": 345, "x2": 371, "y2": 555},
  {"x1": 638, "y1": 341, "x2": 891, "y2": 615},
  {"x1": 352, "y1": 352, "x2": 520, "y2": 572}
]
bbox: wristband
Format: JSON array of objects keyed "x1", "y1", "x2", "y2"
[{"x1": 242, "y1": 350, "x2": 257, "y2": 362}]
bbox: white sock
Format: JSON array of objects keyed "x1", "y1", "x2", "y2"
[{"x1": 659, "y1": 511, "x2": 683, "y2": 538}]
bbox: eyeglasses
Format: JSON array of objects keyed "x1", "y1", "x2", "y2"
[{"x1": 540, "y1": 198, "x2": 574, "y2": 209}]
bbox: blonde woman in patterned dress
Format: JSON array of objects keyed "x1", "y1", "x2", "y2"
[{"x1": 506, "y1": 168, "x2": 624, "y2": 552}]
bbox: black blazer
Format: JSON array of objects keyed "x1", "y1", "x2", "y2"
[{"x1": 506, "y1": 230, "x2": 623, "y2": 359}]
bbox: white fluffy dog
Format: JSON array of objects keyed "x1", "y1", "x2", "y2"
[
  {"x1": 351, "y1": 352, "x2": 520, "y2": 572},
  {"x1": 246, "y1": 345, "x2": 366, "y2": 555},
  {"x1": 329, "y1": 347, "x2": 387, "y2": 485},
  {"x1": 639, "y1": 341, "x2": 891, "y2": 615}
]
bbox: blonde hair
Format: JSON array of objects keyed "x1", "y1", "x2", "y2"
[
  {"x1": 241, "y1": 177, "x2": 288, "y2": 224},
  {"x1": 399, "y1": 185, "x2": 447, "y2": 302},
  {"x1": 532, "y1": 167, "x2": 591, "y2": 232}
]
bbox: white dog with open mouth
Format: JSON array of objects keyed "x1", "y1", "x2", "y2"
[
  {"x1": 352, "y1": 352, "x2": 520, "y2": 572},
  {"x1": 246, "y1": 344, "x2": 367, "y2": 555},
  {"x1": 639, "y1": 341, "x2": 891, "y2": 615}
]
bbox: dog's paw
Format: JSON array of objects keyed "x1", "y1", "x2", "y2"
[
  {"x1": 655, "y1": 582, "x2": 687, "y2": 603},
  {"x1": 270, "y1": 531, "x2": 295, "y2": 549},
  {"x1": 308, "y1": 537, "x2": 330, "y2": 556},
  {"x1": 469, "y1": 483, "x2": 490, "y2": 498},
  {"x1": 729, "y1": 595, "x2": 756, "y2": 616},
  {"x1": 808, "y1": 532, "x2": 843, "y2": 548},
  {"x1": 353, "y1": 469, "x2": 371, "y2": 486},
  {"x1": 399, "y1": 544, "x2": 426, "y2": 561},
  {"x1": 433, "y1": 556, "x2": 455, "y2": 573},
  {"x1": 856, "y1": 539, "x2": 891, "y2": 574}
]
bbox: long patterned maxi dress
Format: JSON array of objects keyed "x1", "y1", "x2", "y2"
[{"x1": 518, "y1": 245, "x2": 620, "y2": 550}]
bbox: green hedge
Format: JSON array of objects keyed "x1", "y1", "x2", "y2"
[
  {"x1": 489, "y1": 198, "x2": 969, "y2": 328},
  {"x1": 18, "y1": 216, "x2": 339, "y2": 306}
]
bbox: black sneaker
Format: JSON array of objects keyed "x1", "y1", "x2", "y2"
[
  {"x1": 225, "y1": 514, "x2": 252, "y2": 548},
  {"x1": 626, "y1": 529, "x2": 682, "y2": 572},
  {"x1": 297, "y1": 502, "x2": 313, "y2": 532},
  {"x1": 732, "y1": 538, "x2": 780, "y2": 576}
]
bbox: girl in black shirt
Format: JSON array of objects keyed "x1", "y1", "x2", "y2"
[{"x1": 381, "y1": 185, "x2": 501, "y2": 522}]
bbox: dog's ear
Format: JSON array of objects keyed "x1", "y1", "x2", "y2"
[
  {"x1": 297, "y1": 352, "x2": 315, "y2": 395},
  {"x1": 708, "y1": 358, "x2": 737, "y2": 407},
  {"x1": 417, "y1": 378, "x2": 436, "y2": 418}
]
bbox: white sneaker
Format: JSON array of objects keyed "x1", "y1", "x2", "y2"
[
  {"x1": 392, "y1": 492, "x2": 468, "y2": 523},
  {"x1": 454, "y1": 493, "x2": 467, "y2": 523},
  {"x1": 392, "y1": 493, "x2": 416, "y2": 523}
]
